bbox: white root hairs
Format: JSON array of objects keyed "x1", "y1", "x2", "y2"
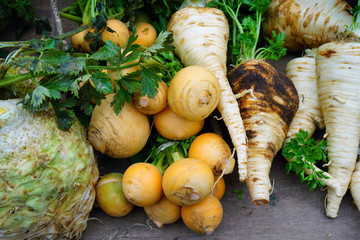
[
  {"x1": 210, "y1": 148, "x2": 236, "y2": 197},
  {"x1": 234, "y1": 88, "x2": 257, "y2": 100}
]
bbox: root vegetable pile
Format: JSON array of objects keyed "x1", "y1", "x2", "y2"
[{"x1": 3, "y1": 0, "x2": 360, "y2": 238}]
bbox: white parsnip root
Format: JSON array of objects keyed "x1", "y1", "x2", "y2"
[
  {"x1": 167, "y1": 7, "x2": 248, "y2": 181},
  {"x1": 316, "y1": 41, "x2": 360, "y2": 218},
  {"x1": 284, "y1": 56, "x2": 341, "y2": 194},
  {"x1": 350, "y1": 155, "x2": 360, "y2": 212},
  {"x1": 262, "y1": 0, "x2": 354, "y2": 52}
]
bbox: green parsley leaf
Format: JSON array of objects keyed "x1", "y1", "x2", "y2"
[
  {"x1": 282, "y1": 129, "x2": 330, "y2": 190},
  {"x1": 140, "y1": 65, "x2": 161, "y2": 98}
]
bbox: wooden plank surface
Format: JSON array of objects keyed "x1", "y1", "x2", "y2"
[{"x1": 2, "y1": 1, "x2": 360, "y2": 239}]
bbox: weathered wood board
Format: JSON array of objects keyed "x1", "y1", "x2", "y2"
[{"x1": 2, "y1": 1, "x2": 360, "y2": 239}]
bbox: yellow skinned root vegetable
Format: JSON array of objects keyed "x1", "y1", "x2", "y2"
[
  {"x1": 228, "y1": 59, "x2": 299, "y2": 205},
  {"x1": 189, "y1": 132, "x2": 235, "y2": 176},
  {"x1": 122, "y1": 162, "x2": 163, "y2": 207},
  {"x1": 262, "y1": 0, "x2": 355, "y2": 52},
  {"x1": 162, "y1": 158, "x2": 214, "y2": 206},
  {"x1": 167, "y1": 66, "x2": 220, "y2": 121},
  {"x1": 316, "y1": 41, "x2": 360, "y2": 218},
  {"x1": 88, "y1": 94, "x2": 150, "y2": 158},
  {"x1": 133, "y1": 22, "x2": 158, "y2": 47},
  {"x1": 134, "y1": 80, "x2": 168, "y2": 115},
  {"x1": 154, "y1": 106, "x2": 204, "y2": 141},
  {"x1": 96, "y1": 173, "x2": 134, "y2": 217},
  {"x1": 144, "y1": 194, "x2": 181, "y2": 228},
  {"x1": 168, "y1": 7, "x2": 248, "y2": 181},
  {"x1": 212, "y1": 176, "x2": 226, "y2": 200},
  {"x1": 283, "y1": 56, "x2": 341, "y2": 193},
  {"x1": 102, "y1": 19, "x2": 130, "y2": 48},
  {"x1": 181, "y1": 195, "x2": 223, "y2": 235}
]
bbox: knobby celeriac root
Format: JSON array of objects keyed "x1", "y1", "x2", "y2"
[
  {"x1": 284, "y1": 56, "x2": 341, "y2": 194},
  {"x1": 228, "y1": 59, "x2": 299, "y2": 205},
  {"x1": 316, "y1": 41, "x2": 360, "y2": 218},
  {"x1": 167, "y1": 7, "x2": 248, "y2": 181}
]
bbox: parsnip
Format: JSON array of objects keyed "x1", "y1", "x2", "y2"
[
  {"x1": 350, "y1": 155, "x2": 360, "y2": 213},
  {"x1": 284, "y1": 56, "x2": 340, "y2": 192},
  {"x1": 262, "y1": 0, "x2": 354, "y2": 52},
  {"x1": 316, "y1": 41, "x2": 360, "y2": 218},
  {"x1": 167, "y1": 7, "x2": 248, "y2": 181},
  {"x1": 228, "y1": 59, "x2": 299, "y2": 205}
]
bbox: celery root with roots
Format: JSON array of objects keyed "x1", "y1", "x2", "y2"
[
  {"x1": 316, "y1": 41, "x2": 360, "y2": 218},
  {"x1": 228, "y1": 60, "x2": 299, "y2": 205},
  {"x1": 167, "y1": 7, "x2": 248, "y2": 181},
  {"x1": 283, "y1": 56, "x2": 340, "y2": 192}
]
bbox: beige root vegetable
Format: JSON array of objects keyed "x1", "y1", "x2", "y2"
[
  {"x1": 133, "y1": 80, "x2": 168, "y2": 115},
  {"x1": 167, "y1": 66, "x2": 220, "y2": 121},
  {"x1": 162, "y1": 158, "x2": 214, "y2": 206},
  {"x1": 262, "y1": 0, "x2": 354, "y2": 52},
  {"x1": 96, "y1": 173, "x2": 134, "y2": 217},
  {"x1": 188, "y1": 132, "x2": 235, "y2": 175},
  {"x1": 181, "y1": 195, "x2": 223, "y2": 235},
  {"x1": 167, "y1": 7, "x2": 248, "y2": 181},
  {"x1": 315, "y1": 41, "x2": 360, "y2": 218},
  {"x1": 88, "y1": 94, "x2": 150, "y2": 158},
  {"x1": 153, "y1": 106, "x2": 204, "y2": 141},
  {"x1": 350, "y1": 156, "x2": 360, "y2": 213},
  {"x1": 227, "y1": 59, "x2": 299, "y2": 205},
  {"x1": 122, "y1": 162, "x2": 163, "y2": 207},
  {"x1": 283, "y1": 56, "x2": 340, "y2": 192},
  {"x1": 144, "y1": 194, "x2": 181, "y2": 228}
]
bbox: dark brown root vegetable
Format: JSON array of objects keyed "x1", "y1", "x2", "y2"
[{"x1": 228, "y1": 59, "x2": 299, "y2": 205}]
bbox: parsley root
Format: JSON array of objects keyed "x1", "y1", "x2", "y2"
[
  {"x1": 228, "y1": 59, "x2": 299, "y2": 205},
  {"x1": 167, "y1": 7, "x2": 248, "y2": 181},
  {"x1": 316, "y1": 41, "x2": 360, "y2": 218},
  {"x1": 283, "y1": 56, "x2": 340, "y2": 192},
  {"x1": 262, "y1": 0, "x2": 355, "y2": 52}
]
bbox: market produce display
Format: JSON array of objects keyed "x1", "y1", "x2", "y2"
[{"x1": 1, "y1": 0, "x2": 360, "y2": 238}]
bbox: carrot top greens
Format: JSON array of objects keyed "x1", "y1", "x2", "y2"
[
  {"x1": 282, "y1": 130, "x2": 330, "y2": 190},
  {"x1": 208, "y1": 0, "x2": 286, "y2": 66}
]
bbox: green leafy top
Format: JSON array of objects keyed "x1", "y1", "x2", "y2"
[
  {"x1": 208, "y1": 0, "x2": 286, "y2": 66},
  {"x1": 282, "y1": 129, "x2": 330, "y2": 190},
  {"x1": 141, "y1": 132, "x2": 196, "y2": 174},
  {"x1": 0, "y1": 29, "x2": 177, "y2": 131}
]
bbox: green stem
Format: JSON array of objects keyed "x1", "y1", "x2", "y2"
[
  {"x1": 0, "y1": 72, "x2": 50, "y2": 88},
  {"x1": 60, "y1": 12, "x2": 83, "y2": 23},
  {"x1": 60, "y1": 5, "x2": 74, "y2": 13},
  {"x1": 77, "y1": 0, "x2": 85, "y2": 15}
]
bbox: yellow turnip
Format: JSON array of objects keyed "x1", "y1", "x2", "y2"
[
  {"x1": 133, "y1": 80, "x2": 168, "y2": 115},
  {"x1": 144, "y1": 194, "x2": 181, "y2": 228},
  {"x1": 122, "y1": 162, "x2": 163, "y2": 207},
  {"x1": 96, "y1": 173, "x2": 134, "y2": 217},
  {"x1": 181, "y1": 195, "x2": 223, "y2": 235},
  {"x1": 153, "y1": 106, "x2": 204, "y2": 141},
  {"x1": 167, "y1": 66, "x2": 220, "y2": 121},
  {"x1": 88, "y1": 94, "x2": 150, "y2": 158},
  {"x1": 162, "y1": 158, "x2": 214, "y2": 206},
  {"x1": 188, "y1": 132, "x2": 235, "y2": 176}
]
